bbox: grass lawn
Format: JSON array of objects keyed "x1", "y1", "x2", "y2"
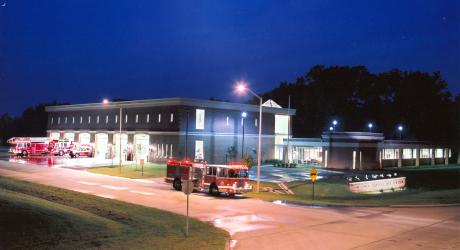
[
  {"x1": 0, "y1": 176, "x2": 228, "y2": 249},
  {"x1": 246, "y1": 178, "x2": 460, "y2": 206},
  {"x1": 88, "y1": 163, "x2": 166, "y2": 179}
]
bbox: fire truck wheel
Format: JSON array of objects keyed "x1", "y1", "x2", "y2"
[
  {"x1": 209, "y1": 183, "x2": 219, "y2": 196},
  {"x1": 58, "y1": 150, "x2": 64, "y2": 156},
  {"x1": 173, "y1": 178, "x2": 182, "y2": 191},
  {"x1": 21, "y1": 151, "x2": 28, "y2": 157},
  {"x1": 75, "y1": 153, "x2": 80, "y2": 158}
]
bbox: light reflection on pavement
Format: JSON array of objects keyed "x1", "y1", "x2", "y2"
[{"x1": 3, "y1": 156, "x2": 115, "y2": 169}]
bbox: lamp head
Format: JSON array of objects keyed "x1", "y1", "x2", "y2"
[
  {"x1": 235, "y1": 81, "x2": 247, "y2": 94},
  {"x1": 398, "y1": 125, "x2": 403, "y2": 131},
  {"x1": 368, "y1": 123, "x2": 373, "y2": 128},
  {"x1": 242, "y1": 112, "x2": 247, "y2": 118},
  {"x1": 102, "y1": 99, "x2": 109, "y2": 104},
  {"x1": 332, "y1": 120, "x2": 338, "y2": 126}
]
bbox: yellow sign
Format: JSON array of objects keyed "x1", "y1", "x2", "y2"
[{"x1": 310, "y1": 167, "x2": 318, "y2": 182}]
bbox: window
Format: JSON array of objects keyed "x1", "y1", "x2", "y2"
[
  {"x1": 65, "y1": 117, "x2": 67, "y2": 124},
  {"x1": 72, "y1": 117, "x2": 75, "y2": 124},
  {"x1": 146, "y1": 114, "x2": 150, "y2": 123},
  {"x1": 80, "y1": 116, "x2": 83, "y2": 124},
  {"x1": 255, "y1": 118, "x2": 258, "y2": 127},
  {"x1": 207, "y1": 167, "x2": 217, "y2": 176},
  {"x1": 58, "y1": 117, "x2": 60, "y2": 125},
  {"x1": 435, "y1": 148, "x2": 444, "y2": 158},
  {"x1": 125, "y1": 114, "x2": 128, "y2": 123},
  {"x1": 383, "y1": 148, "x2": 398, "y2": 160},
  {"x1": 158, "y1": 113, "x2": 161, "y2": 123},
  {"x1": 170, "y1": 113, "x2": 174, "y2": 123},
  {"x1": 226, "y1": 116, "x2": 229, "y2": 126},
  {"x1": 241, "y1": 117, "x2": 244, "y2": 126},
  {"x1": 96, "y1": 116, "x2": 100, "y2": 124},
  {"x1": 88, "y1": 116, "x2": 91, "y2": 124},
  {"x1": 135, "y1": 114, "x2": 139, "y2": 123},
  {"x1": 106, "y1": 115, "x2": 109, "y2": 124},
  {"x1": 195, "y1": 140, "x2": 204, "y2": 159},
  {"x1": 51, "y1": 117, "x2": 54, "y2": 125},
  {"x1": 420, "y1": 149, "x2": 431, "y2": 159},
  {"x1": 196, "y1": 109, "x2": 205, "y2": 129},
  {"x1": 402, "y1": 148, "x2": 414, "y2": 159},
  {"x1": 115, "y1": 115, "x2": 118, "y2": 124}
]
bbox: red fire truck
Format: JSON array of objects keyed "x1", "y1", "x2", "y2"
[
  {"x1": 48, "y1": 139, "x2": 75, "y2": 156},
  {"x1": 7, "y1": 137, "x2": 50, "y2": 156},
  {"x1": 165, "y1": 159, "x2": 252, "y2": 196}
]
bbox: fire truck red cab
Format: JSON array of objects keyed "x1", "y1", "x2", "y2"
[
  {"x1": 7, "y1": 137, "x2": 50, "y2": 156},
  {"x1": 165, "y1": 159, "x2": 252, "y2": 196},
  {"x1": 48, "y1": 139, "x2": 75, "y2": 156}
]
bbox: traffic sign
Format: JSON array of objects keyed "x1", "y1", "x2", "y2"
[
  {"x1": 310, "y1": 167, "x2": 318, "y2": 183},
  {"x1": 182, "y1": 180, "x2": 194, "y2": 195}
]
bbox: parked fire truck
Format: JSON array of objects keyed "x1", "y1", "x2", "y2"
[
  {"x1": 48, "y1": 139, "x2": 75, "y2": 156},
  {"x1": 165, "y1": 159, "x2": 252, "y2": 196},
  {"x1": 7, "y1": 137, "x2": 50, "y2": 156}
]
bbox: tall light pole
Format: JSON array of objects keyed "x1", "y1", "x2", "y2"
[
  {"x1": 235, "y1": 82, "x2": 262, "y2": 193},
  {"x1": 241, "y1": 112, "x2": 247, "y2": 160},
  {"x1": 398, "y1": 125, "x2": 403, "y2": 140},
  {"x1": 103, "y1": 99, "x2": 123, "y2": 172}
]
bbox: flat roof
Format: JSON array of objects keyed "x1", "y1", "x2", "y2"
[{"x1": 45, "y1": 97, "x2": 296, "y2": 115}]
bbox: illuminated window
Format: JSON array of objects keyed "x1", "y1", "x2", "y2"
[
  {"x1": 383, "y1": 148, "x2": 398, "y2": 160},
  {"x1": 58, "y1": 117, "x2": 60, "y2": 125},
  {"x1": 146, "y1": 114, "x2": 150, "y2": 123},
  {"x1": 72, "y1": 117, "x2": 75, "y2": 124},
  {"x1": 196, "y1": 109, "x2": 205, "y2": 129},
  {"x1": 435, "y1": 148, "x2": 443, "y2": 158},
  {"x1": 420, "y1": 149, "x2": 431, "y2": 159},
  {"x1": 170, "y1": 113, "x2": 174, "y2": 123},
  {"x1": 241, "y1": 117, "x2": 244, "y2": 126},
  {"x1": 255, "y1": 118, "x2": 258, "y2": 127},
  {"x1": 275, "y1": 115, "x2": 289, "y2": 134},
  {"x1": 402, "y1": 148, "x2": 414, "y2": 159},
  {"x1": 88, "y1": 116, "x2": 91, "y2": 124},
  {"x1": 135, "y1": 114, "x2": 139, "y2": 123},
  {"x1": 96, "y1": 116, "x2": 100, "y2": 124},
  {"x1": 195, "y1": 140, "x2": 204, "y2": 159},
  {"x1": 115, "y1": 115, "x2": 118, "y2": 124},
  {"x1": 226, "y1": 116, "x2": 229, "y2": 126},
  {"x1": 125, "y1": 114, "x2": 128, "y2": 124},
  {"x1": 106, "y1": 115, "x2": 108, "y2": 124},
  {"x1": 158, "y1": 113, "x2": 161, "y2": 123},
  {"x1": 80, "y1": 116, "x2": 83, "y2": 124},
  {"x1": 51, "y1": 117, "x2": 54, "y2": 125},
  {"x1": 65, "y1": 117, "x2": 67, "y2": 124}
]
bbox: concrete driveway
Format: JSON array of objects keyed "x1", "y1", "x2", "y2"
[{"x1": 0, "y1": 160, "x2": 458, "y2": 250}]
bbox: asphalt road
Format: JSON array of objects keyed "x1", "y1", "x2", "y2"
[{"x1": 0, "y1": 160, "x2": 459, "y2": 250}]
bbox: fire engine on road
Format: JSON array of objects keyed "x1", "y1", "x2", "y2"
[
  {"x1": 7, "y1": 137, "x2": 50, "y2": 156},
  {"x1": 165, "y1": 159, "x2": 252, "y2": 196}
]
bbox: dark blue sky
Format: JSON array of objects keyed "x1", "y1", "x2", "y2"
[{"x1": 1, "y1": 0, "x2": 459, "y2": 115}]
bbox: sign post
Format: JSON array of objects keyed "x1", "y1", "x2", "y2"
[
  {"x1": 310, "y1": 167, "x2": 318, "y2": 201},
  {"x1": 140, "y1": 159, "x2": 145, "y2": 176},
  {"x1": 182, "y1": 180, "x2": 193, "y2": 237}
]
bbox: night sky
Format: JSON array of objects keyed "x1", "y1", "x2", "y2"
[{"x1": 1, "y1": 0, "x2": 459, "y2": 115}]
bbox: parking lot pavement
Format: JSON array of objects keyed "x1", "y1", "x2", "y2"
[
  {"x1": 249, "y1": 164, "x2": 345, "y2": 183},
  {"x1": 0, "y1": 160, "x2": 459, "y2": 250},
  {"x1": 0, "y1": 155, "x2": 123, "y2": 169}
]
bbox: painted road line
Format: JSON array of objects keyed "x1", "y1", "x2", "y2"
[
  {"x1": 101, "y1": 185, "x2": 128, "y2": 191},
  {"x1": 95, "y1": 194, "x2": 116, "y2": 199},
  {"x1": 130, "y1": 190, "x2": 155, "y2": 196},
  {"x1": 72, "y1": 189, "x2": 92, "y2": 194},
  {"x1": 78, "y1": 181, "x2": 99, "y2": 186}
]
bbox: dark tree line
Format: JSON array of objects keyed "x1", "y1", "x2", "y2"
[
  {"x1": 0, "y1": 101, "x2": 64, "y2": 145},
  {"x1": 252, "y1": 65, "x2": 459, "y2": 147}
]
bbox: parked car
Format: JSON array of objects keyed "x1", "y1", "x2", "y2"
[{"x1": 69, "y1": 145, "x2": 93, "y2": 158}]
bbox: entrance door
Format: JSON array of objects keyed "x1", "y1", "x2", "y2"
[
  {"x1": 113, "y1": 134, "x2": 128, "y2": 162},
  {"x1": 134, "y1": 134, "x2": 149, "y2": 162},
  {"x1": 79, "y1": 133, "x2": 91, "y2": 144},
  {"x1": 95, "y1": 133, "x2": 108, "y2": 159}
]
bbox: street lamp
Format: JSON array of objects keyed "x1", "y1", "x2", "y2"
[
  {"x1": 398, "y1": 125, "x2": 403, "y2": 140},
  {"x1": 103, "y1": 99, "x2": 123, "y2": 172},
  {"x1": 329, "y1": 126, "x2": 333, "y2": 131},
  {"x1": 241, "y1": 112, "x2": 247, "y2": 160},
  {"x1": 235, "y1": 81, "x2": 262, "y2": 193},
  {"x1": 332, "y1": 120, "x2": 338, "y2": 132},
  {"x1": 368, "y1": 123, "x2": 373, "y2": 132}
]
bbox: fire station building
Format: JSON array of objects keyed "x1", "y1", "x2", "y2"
[{"x1": 45, "y1": 98, "x2": 295, "y2": 164}]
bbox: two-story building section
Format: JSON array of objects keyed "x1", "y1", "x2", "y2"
[{"x1": 45, "y1": 98, "x2": 295, "y2": 163}]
